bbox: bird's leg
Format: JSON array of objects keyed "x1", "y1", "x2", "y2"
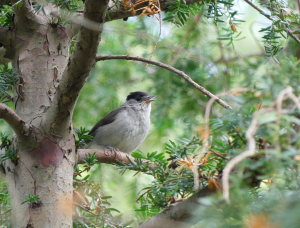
[{"x1": 104, "y1": 145, "x2": 119, "y2": 158}]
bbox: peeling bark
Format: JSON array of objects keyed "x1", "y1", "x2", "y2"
[
  {"x1": 1, "y1": 0, "x2": 110, "y2": 227},
  {"x1": 45, "y1": 0, "x2": 109, "y2": 135}
]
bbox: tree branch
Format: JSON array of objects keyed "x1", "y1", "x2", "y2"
[
  {"x1": 45, "y1": 0, "x2": 109, "y2": 134},
  {"x1": 106, "y1": 0, "x2": 204, "y2": 22},
  {"x1": 77, "y1": 149, "x2": 155, "y2": 169},
  {"x1": 243, "y1": 0, "x2": 300, "y2": 44},
  {"x1": 11, "y1": 0, "x2": 38, "y2": 27},
  {"x1": 95, "y1": 55, "x2": 231, "y2": 109},
  {"x1": 137, "y1": 186, "x2": 216, "y2": 228},
  {"x1": 0, "y1": 103, "x2": 30, "y2": 139}
]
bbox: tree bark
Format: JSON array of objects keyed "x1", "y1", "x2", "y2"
[
  {"x1": 1, "y1": 0, "x2": 108, "y2": 227},
  {"x1": 0, "y1": 27, "x2": 14, "y2": 61}
]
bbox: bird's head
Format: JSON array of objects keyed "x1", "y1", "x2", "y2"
[{"x1": 126, "y1": 91, "x2": 156, "y2": 108}]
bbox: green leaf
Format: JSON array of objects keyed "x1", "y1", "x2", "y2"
[
  {"x1": 131, "y1": 151, "x2": 146, "y2": 159},
  {"x1": 104, "y1": 208, "x2": 121, "y2": 213},
  {"x1": 258, "y1": 112, "x2": 277, "y2": 125}
]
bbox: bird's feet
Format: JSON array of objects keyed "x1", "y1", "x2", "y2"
[{"x1": 104, "y1": 145, "x2": 119, "y2": 157}]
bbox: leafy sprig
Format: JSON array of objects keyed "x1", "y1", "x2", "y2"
[
  {"x1": 163, "y1": 1, "x2": 202, "y2": 27},
  {"x1": 75, "y1": 127, "x2": 93, "y2": 148},
  {"x1": 0, "y1": 63, "x2": 21, "y2": 103}
]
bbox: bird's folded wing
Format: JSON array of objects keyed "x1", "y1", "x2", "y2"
[{"x1": 88, "y1": 106, "x2": 127, "y2": 137}]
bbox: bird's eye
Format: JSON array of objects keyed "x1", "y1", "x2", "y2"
[{"x1": 136, "y1": 98, "x2": 141, "y2": 101}]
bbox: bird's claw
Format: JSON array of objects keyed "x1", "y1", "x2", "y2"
[{"x1": 105, "y1": 145, "x2": 119, "y2": 157}]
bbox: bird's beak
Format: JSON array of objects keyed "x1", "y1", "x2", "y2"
[{"x1": 143, "y1": 96, "x2": 156, "y2": 104}]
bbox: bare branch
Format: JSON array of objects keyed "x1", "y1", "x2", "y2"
[
  {"x1": 137, "y1": 186, "x2": 216, "y2": 228},
  {"x1": 45, "y1": 0, "x2": 109, "y2": 134},
  {"x1": 77, "y1": 149, "x2": 155, "y2": 169},
  {"x1": 243, "y1": 0, "x2": 300, "y2": 44},
  {"x1": 95, "y1": 55, "x2": 232, "y2": 109},
  {"x1": 0, "y1": 103, "x2": 30, "y2": 139}
]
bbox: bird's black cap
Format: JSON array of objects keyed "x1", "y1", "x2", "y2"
[{"x1": 126, "y1": 91, "x2": 149, "y2": 101}]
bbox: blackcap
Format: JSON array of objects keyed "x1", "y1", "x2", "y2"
[{"x1": 87, "y1": 91, "x2": 155, "y2": 153}]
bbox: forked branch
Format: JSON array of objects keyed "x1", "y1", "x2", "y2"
[
  {"x1": 0, "y1": 103, "x2": 30, "y2": 139},
  {"x1": 45, "y1": 0, "x2": 109, "y2": 133},
  {"x1": 95, "y1": 55, "x2": 231, "y2": 109},
  {"x1": 11, "y1": 0, "x2": 38, "y2": 27}
]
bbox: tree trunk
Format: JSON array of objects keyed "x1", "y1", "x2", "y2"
[{"x1": 2, "y1": 3, "x2": 76, "y2": 227}]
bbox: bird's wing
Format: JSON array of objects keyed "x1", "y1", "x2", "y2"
[{"x1": 88, "y1": 106, "x2": 127, "y2": 137}]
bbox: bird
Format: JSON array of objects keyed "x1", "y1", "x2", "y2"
[{"x1": 87, "y1": 91, "x2": 155, "y2": 153}]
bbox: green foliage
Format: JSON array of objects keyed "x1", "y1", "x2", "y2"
[
  {"x1": 75, "y1": 127, "x2": 93, "y2": 148},
  {"x1": 0, "y1": 146, "x2": 18, "y2": 164},
  {"x1": 117, "y1": 137, "x2": 226, "y2": 210},
  {"x1": 260, "y1": 25, "x2": 284, "y2": 61},
  {"x1": 257, "y1": 0, "x2": 300, "y2": 60},
  {"x1": 74, "y1": 152, "x2": 98, "y2": 177},
  {"x1": 0, "y1": 131, "x2": 10, "y2": 149},
  {"x1": 47, "y1": 0, "x2": 83, "y2": 12},
  {"x1": 0, "y1": 63, "x2": 20, "y2": 103},
  {"x1": 163, "y1": 1, "x2": 201, "y2": 27},
  {"x1": 21, "y1": 194, "x2": 41, "y2": 208},
  {"x1": 73, "y1": 178, "x2": 132, "y2": 227},
  {"x1": 0, "y1": 183, "x2": 11, "y2": 226},
  {"x1": 0, "y1": 4, "x2": 14, "y2": 27}
]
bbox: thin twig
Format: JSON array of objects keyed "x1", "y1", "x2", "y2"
[
  {"x1": 210, "y1": 150, "x2": 229, "y2": 160},
  {"x1": 243, "y1": 0, "x2": 300, "y2": 44},
  {"x1": 73, "y1": 189, "x2": 90, "y2": 207},
  {"x1": 73, "y1": 167, "x2": 90, "y2": 177},
  {"x1": 146, "y1": 0, "x2": 161, "y2": 67},
  {"x1": 95, "y1": 55, "x2": 232, "y2": 109},
  {"x1": 192, "y1": 88, "x2": 249, "y2": 190},
  {"x1": 73, "y1": 202, "x2": 97, "y2": 216}
]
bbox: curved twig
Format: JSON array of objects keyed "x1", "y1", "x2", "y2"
[{"x1": 95, "y1": 55, "x2": 232, "y2": 109}]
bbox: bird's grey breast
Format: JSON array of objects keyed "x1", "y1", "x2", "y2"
[{"x1": 90, "y1": 105, "x2": 150, "y2": 153}]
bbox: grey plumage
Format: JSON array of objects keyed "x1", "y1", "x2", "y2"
[{"x1": 87, "y1": 92, "x2": 155, "y2": 153}]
